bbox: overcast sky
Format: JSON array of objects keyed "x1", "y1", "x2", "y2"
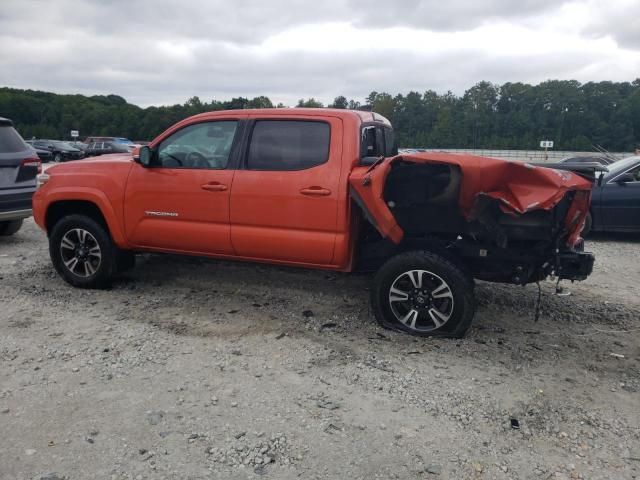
[{"x1": 1, "y1": 0, "x2": 639, "y2": 107}]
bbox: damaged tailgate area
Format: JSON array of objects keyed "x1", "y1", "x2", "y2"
[{"x1": 351, "y1": 153, "x2": 596, "y2": 285}]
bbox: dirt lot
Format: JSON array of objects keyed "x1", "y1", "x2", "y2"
[{"x1": 1, "y1": 219, "x2": 639, "y2": 480}]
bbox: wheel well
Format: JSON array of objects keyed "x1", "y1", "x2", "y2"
[
  {"x1": 45, "y1": 200, "x2": 109, "y2": 234},
  {"x1": 356, "y1": 233, "x2": 472, "y2": 280}
]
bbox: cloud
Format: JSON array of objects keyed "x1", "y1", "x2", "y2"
[
  {"x1": 0, "y1": 0, "x2": 638, "y2": 107},
  {"x1": 580, "y1": 0, "x2": 640, "y2": 49},
  {"x1": 347, "y1": 0, "x2": 568, "y2": 31}
]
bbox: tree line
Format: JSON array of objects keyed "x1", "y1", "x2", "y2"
[{"x1": 1, "y1": 79, "x2": 639, "y2": 150}]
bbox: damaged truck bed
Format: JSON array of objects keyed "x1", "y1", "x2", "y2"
[{"x1": 350, "y1": 152, "x2": 597, "y2": 285}]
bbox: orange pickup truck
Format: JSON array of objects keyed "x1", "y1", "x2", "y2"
[{"x1": 33, "y1": 108, "x2": 598, "y2": 337}]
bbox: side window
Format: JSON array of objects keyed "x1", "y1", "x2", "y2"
[
  {"x1": 247, "y1": 120, "x2": 330, "y2": 171},
  {"x1": 628, "y1": 165, "x2": 640, "y2": 182},
  {"x1": 360, "y1": 125, "x2": 388, "y2": 158},
  {"x1": 157, "y1": 121, "x2": 238, "y2": 169},
  {"x1": 384, "y1": 127, "x2": 398, "y2": 157}
]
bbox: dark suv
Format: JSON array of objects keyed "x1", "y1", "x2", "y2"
[{"x1": 0, "y1": 117, "x2": 41, "y2": 236}]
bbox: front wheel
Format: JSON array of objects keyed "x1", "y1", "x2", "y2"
[
  {"x1": 49, "y1": 215, "x2": 116, "y2": 288},
  {"x1": 53, "y1": 152, "x2": 62, "y2": 162},
  {"x1": 371, "y1": 251, "x2": 475, "y2": 338}
]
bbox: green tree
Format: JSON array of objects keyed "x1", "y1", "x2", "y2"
[
  {"x1": 329, "y1": 96, "x2": 348, "y2": 109},
  {"x1": 296, "y1": 98, "x2": 324, "y2": 108},
  {"x1": 2, "y1": 81, "x2": 638, "y2": 150}
]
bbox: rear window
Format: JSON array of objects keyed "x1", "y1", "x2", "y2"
[
  {"x1": 247, "y1": 120, "x2": 330, "y2": 171},
  {"x1": 0, "y1": 126, "x2": 28, "y2": 153},
  {"x1": 361, "y1": 125, "x2": 397, "y2": 158},
  {"x1": 384, "y1": 128, "x2": 398, "y2": 157}
]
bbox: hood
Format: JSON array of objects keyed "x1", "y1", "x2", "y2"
[
  {"x1": 349, "y1": 152, "x2": 593, "y2": 245},
  {"x1": 47, "y1": 153, "x2": 133, "y2": 171}
]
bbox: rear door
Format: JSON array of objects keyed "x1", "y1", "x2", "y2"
[
  {"x1": 0, "y1": 121, "x2": 39, "y2": 213},
  {"x1": 230, "y1": 116, "x2": 342, "y2": 265}
]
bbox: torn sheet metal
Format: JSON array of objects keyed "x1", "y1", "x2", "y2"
[{"x1": 349, "y1": 152, "x2": 593, "y2": 246}]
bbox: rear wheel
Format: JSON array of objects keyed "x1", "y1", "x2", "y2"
[
  {"x1": 53, "y1": 152, "x2": 62, "y2": 162},
  {"x1": 371, "y1": 250, "x2": 475, "y2": 338},
  {"x1": 0, "y1": 219, "x2": 23, "y2": 236},
  {"x1": 49, "y1": 215, "x2": 115, "y2": 288}
]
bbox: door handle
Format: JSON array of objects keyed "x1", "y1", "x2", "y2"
[
  {"x1": 201, "y1": 183, "x2": 228, "y2": 192},
  {"x1": 300, "y1": 187, "x2": 331, "y2": 196}
]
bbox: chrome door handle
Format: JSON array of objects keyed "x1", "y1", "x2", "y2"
[
  {"x1": 300, "y1": 187, "x2": 331, "y2": 196},
  {"x1": 201, "y1": 183, "x2": 228, "y2": 192}
]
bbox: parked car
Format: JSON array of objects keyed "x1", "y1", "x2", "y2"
[
  {"x1": 26, "y1": 140, "x2": 84, "y2": 162},
  {"x1": 0, "y1": 117, "x2": 41, "y2": 236},
  {"x1": 29, "y1": 145, "x2": 53, "y2": 163},
  {"x1": 33, "y1": 109, "x2": 597, "y2": 338},
  {"x1": 84, "y1": 141, "x2": 134, "y2": 157},
  {"x1": 560, "y1": 155, "x2": 615, "y2": 166},
  {"x1": 583, "y1": 156, "x2": 640, "y2": 235}
]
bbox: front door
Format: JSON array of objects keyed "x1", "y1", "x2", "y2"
[
  {"x1": 601, "y1": 162, "x2": 640, "y2": 231},
  {"x1": 230, "y1": 117, "x2": 342, "y2": 265},
  {"x1": 124, "y1": 120, "x2": 240, "y2": 255}
]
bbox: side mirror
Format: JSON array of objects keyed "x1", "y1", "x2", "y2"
[{"x1": 136, "y1": 145, "x2": 152, "y2": 167}]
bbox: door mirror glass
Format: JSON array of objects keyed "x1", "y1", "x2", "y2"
[{"x1": 138, "y1": 145, "x2": 152, "y2": 167}]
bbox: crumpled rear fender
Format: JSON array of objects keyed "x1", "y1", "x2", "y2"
[{"x1": 349, "y1": 153, "x2": 594, "y2": 246}]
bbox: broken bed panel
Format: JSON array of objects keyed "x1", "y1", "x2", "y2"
[{"x1": 349, "y1": 152, "x2": 593, "y2": 247}]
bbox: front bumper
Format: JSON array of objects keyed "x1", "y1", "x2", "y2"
[{"x1": 557, "y1": 251, "x2": 595, "y2": 281}]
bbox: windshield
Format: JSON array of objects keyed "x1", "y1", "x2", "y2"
[
  {"x1": 114, "y1": 138, "x2": 134, "y2": 145},
  {"x1": 52, "y1": 141, "x2": 77, "y2": 150}
]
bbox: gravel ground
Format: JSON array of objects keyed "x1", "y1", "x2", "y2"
[{"x1": 1, "y1": 219, "x2": 639, "y2": 480}]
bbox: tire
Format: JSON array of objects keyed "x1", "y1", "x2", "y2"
[
  {"x1": 49, "y1": 214, "x2": 116, "y2": 288},
  {"x1": 581, "y1": 212, "x2": 592, "y2": 237},
  {"x1": 371, "y1": 250, "x2": 476, "y2": 338},
  {"x1": 53, "y1": 152, "x2": 62, "y2": 162},
  {"x1": 0, "y1": 219, "x2": 23, "y2": 236}
]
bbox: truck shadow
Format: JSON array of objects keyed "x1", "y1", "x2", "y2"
[{"x1": 111, "y1": 253, "x2": 636, "y2": 352}]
